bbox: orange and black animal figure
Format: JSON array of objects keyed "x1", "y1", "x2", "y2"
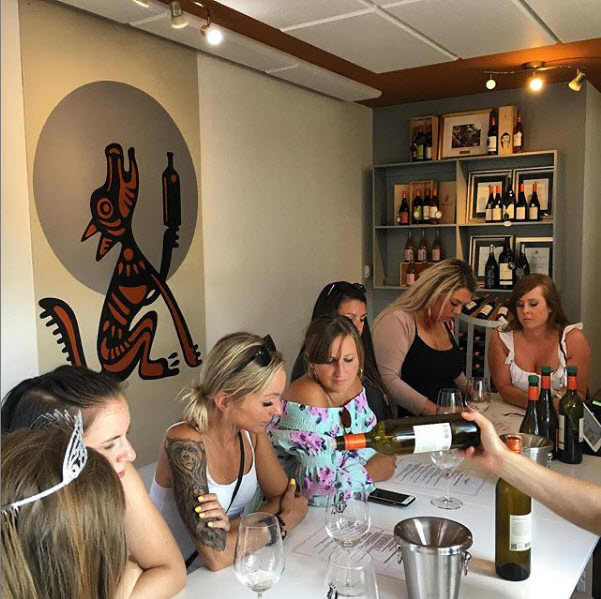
[{"x1": 39, "y1": 143, "x2": 201, "y2": 380}]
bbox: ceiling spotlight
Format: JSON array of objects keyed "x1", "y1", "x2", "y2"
[
  {"x1": 486, "y1": 75, "x2": 496, "y2": 90},
  {"x1": 169, "y1": 1, "x2": 188, "y2": 29},
  {"x1": 529, "y1": 72, "x2": 543, "y2": 92},
  {"x1": 201, "y1": 24, "x2": 224, "y2": 45},
  {"x1": 568, "y1": 69, "x2": 586, "y2": 91},
  {"x1": 132, "y1": 0, "x2": 150, "y2": 6}
]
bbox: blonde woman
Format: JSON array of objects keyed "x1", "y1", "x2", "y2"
[
  {"x1": 151, "y1": 333, "x2": 308, "y2": 572},
  {"x1": 372, "y1": 259, "x2": 477, "y2": 416},
  {"x1": 1, "y1": 425, "x2": 128, "y2": 599}
]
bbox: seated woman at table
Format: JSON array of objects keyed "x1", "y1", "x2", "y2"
[
  {"x1": 489, "y1": 274, "x2": 590, "y2": 409},
  {"x1": 269, "y1": 315, "x2": 396, "y2": 506},
  {"x1": 371, "y1": 259, "x2": 476, "y2": 416},
  {"x1": 290, "y1": 281, "x2": 391, "y2": 422},
  {"x1": 151, "y1": 332, "x2": 308, "y2": 572},
  {"x1": 1, "y1": 365, "x2": 186, "y2": 598},
  {"x1": 2, "y1": 422, "x2": 129, "y2": 599}
]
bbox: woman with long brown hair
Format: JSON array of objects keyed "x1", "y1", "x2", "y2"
[{"x1": 489, "y1": 274, "x2": 590, "y2": 408}]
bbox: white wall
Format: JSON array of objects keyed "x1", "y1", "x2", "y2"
[
  {"x1": 197, "y1": 54, "x2": 373, "y2": 371},
  {"x1": 1, "y1": 0, "x2": 39, "y2": 397}
]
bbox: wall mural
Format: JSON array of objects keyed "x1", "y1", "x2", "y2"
[{"x1": 33, "y1": 82, "x2": 201, "y2": 380}]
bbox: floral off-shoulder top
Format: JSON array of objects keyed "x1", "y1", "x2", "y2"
[{"x1": 268, "y1": 389, "x2": 377, "y2": 506}]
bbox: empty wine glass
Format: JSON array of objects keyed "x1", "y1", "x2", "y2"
[
  {"x1": 430, "y1": 388, "x2": 465, "y2": 510},
  {"x1": 324, "y1": 549, "x2": 379, "y2": 599},
  {"x1": 466, "y1": 377, "x2": 492, "y2": 413},
  {"x1": 325, "y1": 482, "x2": 370, "y2": 553},
  {"x1": 234, "y1": 513, "x2": 285, "y2": 599}
]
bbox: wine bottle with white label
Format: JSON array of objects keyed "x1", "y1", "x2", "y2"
[
  {"x1": 495, "y1": 435, "x2": 531, "y2": 581},
  {"x1": 498, "y1": 238, "x2": 515, "y2": 289},
  {"x1": 334, "y1": 414, "x2": 480, "y2": 455},
  {"x1": 528, "y1": 182, "x2": 541, "y2": 221},
  {"x1": 516, "y1": 183, "x2": 528, "y2": 222},
  {"x1": 492, "y1": 185, "x2": 503, "y2": 222},
  {"x1": 485, "y1": 186, "x2": 495, "y2": 223},
  {"x1": 559, "y1": 366, "x2": 583, "y2": 464}
]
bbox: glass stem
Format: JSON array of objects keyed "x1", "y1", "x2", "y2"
[{"x1": 445, "y1": 470, "x2": 451, "y2": 504}]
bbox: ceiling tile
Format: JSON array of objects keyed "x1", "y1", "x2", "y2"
[
  {"x1": 218, "y1": 0, "x2": 367, "y2": 30},
  {"x1": 525, "y1": 0, "x2": 601, "y2": 43},
  {"x1": 383, "y1": 0, "x2": 556, "y2": 58},
  {"x1": 56, "y1": 0, "x2": 165, "y2": 23},
  {"x1": 285, "y1": 11, "x2": 454, "y2": 73}
]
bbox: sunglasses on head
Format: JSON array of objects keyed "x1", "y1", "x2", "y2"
[
  {"x1": 326, "y1": 282, "x2": 366, "y2": 297},
  {"x1": 233, "y1": 335, "x2": 277, "y2": 374}
]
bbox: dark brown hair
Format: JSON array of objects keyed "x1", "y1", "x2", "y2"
[{"x1": 504, "y1": 274, "x2": 570, "y2": 333}]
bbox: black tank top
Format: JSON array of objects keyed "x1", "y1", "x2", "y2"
[{"x1": 401, "y1": 321, "x2": 465, "y2": 410}]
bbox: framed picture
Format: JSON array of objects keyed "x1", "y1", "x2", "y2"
[
  {"x1": 466, "y1": 169, "x2": 513, "y2": 223},
  {"x1": 440, "y1": 109, "x2": 492, "y2": 159},
  {"x1": 513, "y1": 167, "x2": 554, "y2": 219},
  {"x1": 515, "y1": 237, "x2": 553, "y2": 277},
  {"x1": 469, "y1": 234, "x2": 514, "y2": 285}
]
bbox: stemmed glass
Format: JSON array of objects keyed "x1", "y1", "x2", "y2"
[
  {"x1": 465, "y1": 377, "x2": 492, "y2": 413},
  {"x1": 234, "y1": 513, "x2": 285, "y2": 599},
  {"x1": 325, "y1": 482, "x2": 370, "y2": 553},
  {"x1": 430, "y1": 388, "x2": 465, "y2": 510},
  {"x1": 324, "y1": 549, "x2": 379, "y2": 599}
]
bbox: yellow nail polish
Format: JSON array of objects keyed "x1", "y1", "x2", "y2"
[
  {"x1": 290, "y1": 478, "x2": 296, "y2": 486},
  {"x1": 195, "y1": 506, "x2": 202, "y2": 513},
  {"x1": 198, "y1": 496, "x2": 205, "y2": 502},
  {"x1": 207, "y1": 521, "x2": 214, "y2": 527}
]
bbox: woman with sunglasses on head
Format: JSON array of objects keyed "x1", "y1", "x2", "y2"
[
  {"x1": 1, "y1": 365, "x2": 186, "y2": 599},
  {"x1": 372, "y1": 259, "x2": 477, "y2": 416},
  {"x1": 270, "y1": 315, "x2": 396, "y2": 506},
  {"x1": 150, "y1": 333, "x2": 308, "y2": 572},
  {"x1": 291, "y1": 281, "x2": 391, "y2": 422}
]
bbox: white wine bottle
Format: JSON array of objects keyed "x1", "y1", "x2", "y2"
[
  {"x1": 334, "y1": 413, "x2": 480, "y2": 455},
  {"x1": 495, "y1": 435, "x2": 531, "y2": 581}
]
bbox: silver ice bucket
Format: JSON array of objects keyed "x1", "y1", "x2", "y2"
[
  {"x1": 500, "y1": 433, "x2": 553, "y2": 467},
  {"x1": 394, "y1": 517, "x2": 472, "y2": 599}
]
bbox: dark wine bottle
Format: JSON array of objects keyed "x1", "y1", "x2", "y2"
[
  {"x1": 498, "y1": 238, "x2": 515, "y2": 289},
  {"x1": 431, "y1": 229, "x2": 442, "y2": 263},
  {"x1": 516, "y1": 183, "x2": 528, "y2": 222},
  {"x1": 334, "y1": 414, "x2": 481, "y2": 455},
  {"x1": 537, "y1": 366, "x2": 559, "y2": 458},
  {"x1": 431, "y1": 187, "x2": 440, "y2": 224},
  {"x1": 496, "y1": 298, "x2": 511, "y2": 322},
  {"x1": 488, "y1": 114, "x2": 498, "y2": 155},
  {"x1": 485, "y1": 186, "x2": 495, "y2": 223},
  {"x1": 396, "y1": 190, "x2": 410, "y2": 226},
  {"x1": 503, "y1": 181, "x2": 516, "y2": 221},
  {"x1": 514, "y1": 249, "x2": 530, "y2": 281},
  {"x1": 485, "y1": 245, "x2": 500, "y2": 289},
  {"x1": 463, "y1": 293, "x2": 489, "y2": 316},
  {"x1": 413, "y1": 125, "x2": 426, "y2": 161},
  {"x1": 404, "y1": 234, "x2": 414, "y2": 262},
  {"x1": 528, "y1": 183, "x2": 541, "y2": 221},
  {"x1": 476, "y1": 296, "x2": 499, "y2": 320},
  {"x1": 493, "y1": 185, "x2": 503, "y2": 222},
  {"x1": 520, "y1": 375, "x2": 541, "y2": 435},
  {"x1": 412, "y1": 190, "x2": 423, "y2": 224},
  {"x1": 423, "y1": 188, "x2": 432, "y2": 223},
  {"x1": 559, "y1": 366, "x2": 583, "y2": 464},
  {"x1": 406, "y1": 261, "x2": 416, "y2": 286},
  {"x1": 425, "y1": 126, "x2": 433, "y2": 161},
  {"x1": 495, "y1": 436, "x2": 531, "y2": 581},
  {"x1": 162, "y1": 152, "x2": 182, "y2": 228},
  {"x1": 513, "y1": 114, "x2": 524, "y2": 153}
]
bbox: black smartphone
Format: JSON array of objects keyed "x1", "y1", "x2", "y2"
[{"x1": 368, "y1": 488, "x2": 416, "y2": 508}]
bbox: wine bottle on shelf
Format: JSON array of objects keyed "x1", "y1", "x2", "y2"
[
  {"x1": 425, "y1": 126, "x2": 433, "y2": 161},
  {"x1": 431, "y1": 229, "x2": 442, "y2": 263},
  {"x1": 515, "y1": 183, "x2": 528, "y2": 222},
  {"x1": 396, "y1": 190, "x2": 410, "y2": 226},
  {"x1": 463, "y1": 293, "x2": 490, "y2": 316},
  {"x1": 406, "y1": 262, "x2": 416, "y2": 286},
  {"x1": 417, "y1": 230, "x2": 428, "y2": 262},
  {"x1": 503, "y1": 181, "x2": 516, "y2": 221},
  {"x1": 498, "y1": 238, "x2": 515, "y2": 290},
  {"x1": 519, "y1": 375, "x2": 541, "y2": 435},
  {"x1": 485, "y1": 186, "x2": 495, "y2": 223},
  {"x1": 495, "y1": 435, "x2": 531, "y2": 581},
  {"x1": 514, "y1": 249, "x2": 530, "y2": 281},
  {"x1": 495, "y1": 298, "x2": 511, "y2": 322},
  {"x1": 513, "y1": 114, "x2": 524, "y2": 153},
  {"x1": 559, "y1": 366, "x2": 583, "y2": 464},
  {"x1": 488, "y1": 113, "x2": 498, "y2": 155},
  {"x1": 423, "y1": 188, "x2": 432, "y2": 223},
  {"x1": 476, "y1": 296, "x2": 499, "y2": 320},
  {"x1": 413, "y1": 125, "x2": 426, "y2": 161},
  {"x1": 528, "y1": 183, "x2": 541, "y2": 221},
  {"x1": 485, "y1": 246, "x2": 500, "y2": 289},
  {"x1": 412, "y1": 190, "x2": 423, "y2": 224},
  {"x1": 492, "y1": 185, "x2": 503, "y2": 222},
  {"x1": 537, "y1": 366, "x2": 559, "y2": 458},
  {"x1": 404, "y1": 235, "x2": 415, "y2": 262},
  {"x1": 334, "y1": 414, "x2": 481, "y2": 456},
  {"x1": 431, "y1": 187, "x2": 441, "y2": 223}
]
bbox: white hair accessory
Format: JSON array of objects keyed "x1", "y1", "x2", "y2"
[{"x1": 1, "y1": 411, "x2": 88, "y2": 512}]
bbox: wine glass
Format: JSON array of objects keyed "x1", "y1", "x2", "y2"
[
  {"x1": 430, "y1": 388, "x2": 465, "y2": 510},
  {"x1": 234, "y1": 513, "x2": 285, "y2": 599},
  {"x1": 465, "y1": 377, "x2": 492, "y2": 413},
  {"x1": 324, "y1": 549, "x2": 379, "y2": 599},
  {"x1": 325, "y1": 483, "x2": 370, "y2": 553}
]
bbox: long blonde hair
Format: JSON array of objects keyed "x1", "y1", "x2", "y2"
[
  {"x1": 182, "y1": 332, "x2": 285, "y2": 433},
  {"x1": 1, "y1": 427, "x2": 127, "y2": 599},
  {"x1": 378, "y1": 259, "x2": 476, "y2": 322}
]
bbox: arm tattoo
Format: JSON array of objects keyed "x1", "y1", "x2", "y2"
[{"x1": 164, "y1": 437, "x2": 227, "y2": 551}]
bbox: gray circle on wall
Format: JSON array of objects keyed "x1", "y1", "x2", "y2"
[{"x1": 33, "y1": 81, "x2": 198, "y2": 293}]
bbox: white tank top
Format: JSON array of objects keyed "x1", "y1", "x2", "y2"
[
  {"x1": 498, "y1": 323, "x2": 582, "y2": 394},
  {"x1": 149, "y1": 428, "x2": 258, "y2": 568}
]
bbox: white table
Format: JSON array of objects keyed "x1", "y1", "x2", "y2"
[{"x1": 175, "y1": 402, "x2": 600, "y2": 599}]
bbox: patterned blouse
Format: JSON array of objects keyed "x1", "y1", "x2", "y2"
[{"x1": 268, "y1": 389, "x2": 377, "y2": 506}]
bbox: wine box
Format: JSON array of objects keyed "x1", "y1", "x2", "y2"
[
  {"x1": 498, "y1": 105, "x2": 517, "y2": 156},
  {"x1": 393, "y1": 184, "x2": 410, "y2": 225},
  {"x1": 409, "y1": 116, "x2": 439, "y2": 162},
  {"x1": 438, "y1": 181, "x2": 457, "y2": 224},
  {"x1": 409, "y1": 180, "x2": 435, "y2": 212}
]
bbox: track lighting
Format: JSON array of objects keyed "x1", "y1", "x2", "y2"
[
  {"x1": 132, "y1": 0, "x2": 150, "y2": 6},
  {"x1": 528, "y1": 72, "x2": 543, "y2": 92},
  {"x1": 193, "y1": 2, "x2": 224, "y2": 45},
  {"x1": 169, "y1": 1, "x2": 188, "y2": 29},
  {"x1": 568, "y1": 70, "x2": 586, "y2": 91},
  {"x1": 486, "y1": 75, "x2": 496, "y2": 90}
]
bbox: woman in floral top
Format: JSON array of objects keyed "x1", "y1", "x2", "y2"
[{"x1": 269, "y1": 315, "x2": 396, "y2": 506}]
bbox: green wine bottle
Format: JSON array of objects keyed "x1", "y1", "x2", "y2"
[
  {"x1": 495, "y1": 436, "x2": 531, "y2": 581},
  {"x1": 334, "y1": 413, "x2": 480, "y2": 455},
  {"x1": 519, "y1": 375, "x2": 540, "y2": 435},
  {"x1": 559, "y1": 366, "x2": 583, "y2": 464},
  {"x1": 536, "y1": 366, "x2": 559, "y2": 458}
]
